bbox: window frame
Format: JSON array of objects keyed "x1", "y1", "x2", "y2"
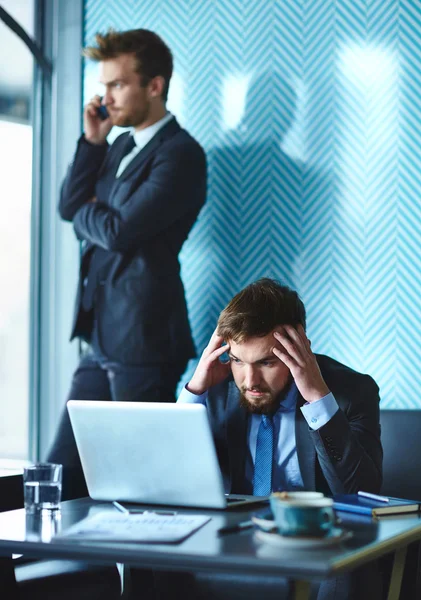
[{"x1": 30, "y1": 0, "x2": 83, "y2": 460}]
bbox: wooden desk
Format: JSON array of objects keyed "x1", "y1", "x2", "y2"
[{"x1": 0, "y1": 498, "x2": 420, "y2": 600}]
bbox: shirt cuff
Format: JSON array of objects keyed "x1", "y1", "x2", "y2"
[
  {"x1": 177, "y1": 384, "x2": 207, "y2": 405},
  {"x1": 300, "y1": 393, "x2": 339, "y2": 430}
]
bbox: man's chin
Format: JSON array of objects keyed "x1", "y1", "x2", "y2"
[
  {"x1": 112, "y1": 116, "x2": 129, "y2": 127},
  {"x1": 107, "y1": 112, "x2": 132, "y2": 128},
  {"x1": 245, "y1": 392, "x2": 270, "y2": 406},
  {"x1": 239, "y1": 392, "x2": 279, "y2": 415}
]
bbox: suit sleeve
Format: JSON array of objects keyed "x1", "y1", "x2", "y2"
[
  {"x1": 309, "y1": 375, "x2": 383, "y2": 494},
  {"x1": 58, "y1": 136, "x2": 109, "y2": 222},
  {"x1": 71, "y1": 142, "x2": 207, "y2": 253}
]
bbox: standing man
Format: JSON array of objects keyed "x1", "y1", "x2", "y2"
[
  {"x1": 179, "y1": 277, "x2": 382, "y2": 497},
  {"x1": 48, "y1": 29, "x2": 207, "y2": 498}
]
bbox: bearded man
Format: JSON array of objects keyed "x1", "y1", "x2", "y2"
[{"x1": 178, "y1": 277, "x2": 382, "y2": 498}]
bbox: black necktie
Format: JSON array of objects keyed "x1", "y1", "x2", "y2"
[{"x1": 121, "y1": 134, "x2": 136, "y2": 158}]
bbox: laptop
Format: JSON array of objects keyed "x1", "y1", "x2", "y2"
[{"x1": 67, "y1": 400, "x2": 268, "y2": 510}]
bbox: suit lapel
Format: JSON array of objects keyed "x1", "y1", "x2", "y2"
[
  {"x1": 118, "y1": 118, "x2": 181, "y2": 181},
  {"x1": 226, "y1": 382, "x2": 248, "y2": 493},
  {"x1": 295, "y1": 395, "x2": 316, "y2": 490}
]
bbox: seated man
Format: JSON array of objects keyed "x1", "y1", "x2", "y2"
[
  {"x1": 179, "y1": 277, "x2": 382, "y2": 497},
  {"x1": 159, "y1": 277, "x2": 383, "y2": 600}
]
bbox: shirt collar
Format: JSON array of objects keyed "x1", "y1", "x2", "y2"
[{"x1": 131, "y1": 111, "x2": 174, "y2": 149}]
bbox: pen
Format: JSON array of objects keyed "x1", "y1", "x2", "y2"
[
  {"x1": 218, "y1": 520, "x2": 254, "y2": 535},
  {"x1": 112, "y1": 502, "x2": 177, "y2": 515},
  {"x1": 357, "y1": 491, "x2": 389, "y2": 503},
  {"x1": 113, "y1": 501, "x2": 130, "y2": 513}
]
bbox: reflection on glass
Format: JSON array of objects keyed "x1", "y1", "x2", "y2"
[{"x1": 25, "y1": 510, "x2": 62, "y2": 543}]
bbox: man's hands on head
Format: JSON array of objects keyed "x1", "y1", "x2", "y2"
[
  {"x1": 272, "y1": 325, "x2": 330, "y2": 403},
  {"x1": 84, "y1": 95, "x2": 113, "y2": 145},
  {"x1": 187, "y1": 328, "x2": 231, "y2": 395}
]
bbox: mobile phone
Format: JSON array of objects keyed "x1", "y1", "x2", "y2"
[{"x1": 97, "y1": 98, "x2": 109, "y2": 120}]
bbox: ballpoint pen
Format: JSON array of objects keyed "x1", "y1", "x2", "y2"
[
  {"x1": 218, "y1": 520, "x2": 254, "y2": 535},
  {"x1": 357, "y1": 491, "x2": 389, "y2": 503},
  {"x1": 112, "y1": 501, "x2": 177, "y2": 515}
]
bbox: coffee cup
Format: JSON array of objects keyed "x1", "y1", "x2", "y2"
[{"x1": 270, "y1": 491, "x2": 335, "y2": 537}]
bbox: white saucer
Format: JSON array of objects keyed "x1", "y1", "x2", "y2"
[
  {"x1": 254, "y1": 527, "x2": 352, "y2": 549},
  {"x1": 251, "y1": 515, "x2": 277, "y2": 532}
]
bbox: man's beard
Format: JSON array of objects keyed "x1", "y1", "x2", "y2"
[
  {"x1": 239, "y1": 387, "x2": 282, "y2": 415},
  {"x1": 238, "y1": 376, "x2": 293, "y2": 415}
]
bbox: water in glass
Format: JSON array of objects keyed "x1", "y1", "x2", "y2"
[{"x1": 24, "y1": 481, "x2": 62, "y2": 510}]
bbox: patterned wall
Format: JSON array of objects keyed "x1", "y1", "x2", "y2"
[{"x1": 84, "y1": 0, "x2": 421, "y2": 408}]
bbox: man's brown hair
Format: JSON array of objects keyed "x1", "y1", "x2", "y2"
[
  {"x1": 83, "y1": 28, "x2": 173, "y2": 101},
  {"x1": 217, "y1": 278, "x2": 306, "y2": 342}
]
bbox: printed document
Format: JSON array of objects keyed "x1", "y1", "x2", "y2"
[{"x1": 54, "y1": 512, "x2": 211, "y2": 543}]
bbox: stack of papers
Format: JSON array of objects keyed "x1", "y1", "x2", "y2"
[{"x1": 54, "y1": 512, "x2": 211, "y2": 544}]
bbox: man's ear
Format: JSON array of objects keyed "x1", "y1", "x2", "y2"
[{"x1": 148, "y1": 75, "x2": 165, "y2": 99}]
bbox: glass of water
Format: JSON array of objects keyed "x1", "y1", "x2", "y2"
[
  {"x1": 26, "y1": 509, "x2": 62, "y2": 542},
  {"x1": 23, "y1": 463, "x2": 62, "y2": 512}
]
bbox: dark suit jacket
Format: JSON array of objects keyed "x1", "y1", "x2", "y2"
[
  {"x1": 204, "y1": 354, "x2": 383, "y2": 495},
  {"x1": 59, "y1": 118, "x2": 207, "y2": 365}
]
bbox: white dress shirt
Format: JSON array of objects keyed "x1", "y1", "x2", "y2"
[{"x1": 116, "y1": 111, "x2": 174, "y2": 177}]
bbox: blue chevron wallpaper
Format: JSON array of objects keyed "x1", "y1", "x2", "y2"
[{"x1": 83, "y1": 0, "x2": 421, "y2": 408}]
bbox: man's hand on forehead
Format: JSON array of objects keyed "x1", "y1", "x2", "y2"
[
  {"x1": 208, "y1": 328, "x2": 228, "y2": 350},
  {"x1": 273, "y1": 324, "x2": 310, "y2": 352},
  {"x1": 186, "y1": 327, "x2": 231, "y2": 396},
  {"x1": 272, "y1": 325, "x2": 330, "y2": 403}
]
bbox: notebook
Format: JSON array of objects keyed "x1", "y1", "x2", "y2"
[
  {"x1": 333, "y1": 494, "x2": 421, "y2": 517},
  {"x1": 67, "y1": 400, "x2": 268, "y2": 510}
]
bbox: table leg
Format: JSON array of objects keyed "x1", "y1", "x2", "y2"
[
  {"x1": 0, "y1": 556, "x2": 18, "y2": 598},
  {"x1": 387, "y1": 546, "x2": 407, "y2": 600},
  {"x1": 292, "y1": 579, "x2": 311, "y2": 600},
  {"x1": 119, "y1": 564, "x2": 131, "y2": 598},
  {"x1": 416, "y1": 541, "x2": 421, "y2": 597}
]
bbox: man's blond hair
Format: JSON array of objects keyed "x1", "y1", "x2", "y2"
[{"x1": 83, "y1": 28, "x2": 173, "y2": 101}]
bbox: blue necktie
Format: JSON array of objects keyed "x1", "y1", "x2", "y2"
[{"x1": 253, "y1": 415, "x2": 274, "y2": 496}]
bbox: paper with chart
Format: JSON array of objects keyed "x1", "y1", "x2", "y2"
[{"x1": 54, "y1": 511, "x2": 211, "y2": 543}]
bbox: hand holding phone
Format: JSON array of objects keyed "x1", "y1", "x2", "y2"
[
  {"x1": 84, "y1": 95, "x2": 112, "y2": 144},
  {"x1": 96, "y1": 98, "x2": 109, "y2": 121}
]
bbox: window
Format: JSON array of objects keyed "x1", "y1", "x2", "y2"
[{"x1": 0, "y1": 0, "x2": 35, "y2": 458}]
